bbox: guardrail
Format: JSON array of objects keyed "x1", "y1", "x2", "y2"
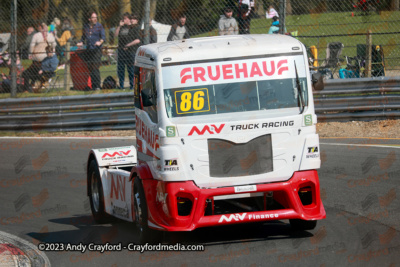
[
  {"x1": 315, "y1": 77, "x2": 400, "y2": 122},
  {"x1": 0, "y1": 77, "x2": 399, "y2": 131},
  {"x1": 0, "y1": 93, "x2": 136, "y2": 132}
]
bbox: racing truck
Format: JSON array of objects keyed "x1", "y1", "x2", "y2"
[{"x1": 86, "y1": 34, "x2": 326, "y2": 243}]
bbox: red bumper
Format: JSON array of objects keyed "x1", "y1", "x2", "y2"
[{"x1": 141, "y1": 170, "x2": 326, "y2": 231}]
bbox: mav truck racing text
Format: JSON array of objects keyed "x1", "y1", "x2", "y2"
[{"x1": 86, "y1": 34, "x2": 326, "y2": 243}]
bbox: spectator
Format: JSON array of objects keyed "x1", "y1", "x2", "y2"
[
  {"x1": 0, "y1": 39, "x2": 5, "y2": 54},
  {"x1": 22, "y1": 22, "x2": 56, "y2": 92},
  {"x1": 61, "y1": 17, "x2": 76, "y2": 38},
  {"x1": 129, "y1": 14, "x2": 142, "y2": 58},
  {"x1": 219, "y1": 7, "x2": 239, "y2": 35},
  {"x1": 238, "y1": 0, "x2": 252, "y2": 34},
  {"x1": 142, "y1": 20, "x2": 157, "y2": 44},
  {"x1": 39, "y1": 46, "x2": 59, "y2": 80},
  {"x1": 167, "y1": 14, "x2": 190, "y2": 41},
  {"x1": 266, "y1": 5, "x2": 279, "y2": 19},
  {"x1": 49, "y1": 17, "x2": 60, "y2": 37},
  {"x1": 57, "y1": 17, "x2": 75, "y2": 46},
  {"x1": 115, "y1": 13, "x2": 140, "y2": 90},
  {"x1": 0, "y1": 52, "x2": 7, "y2": 68},
  {"x1": 20, "y1": 27, "x2": 36, "y2": 60},
  {"x1": 1, "y1": 53, "x2": 24, "y2": 93},
  {"x1": 130, "y1": 14, "x2": 139, "y2": 27},
  {"x1": 56, "y1": 17, "x2": 76, "y2": 63},
  {"x1": 77, "y1": 10, "x2": 106, "y2": 91},
  {"x1": 268, "y1": 16, "x2": 280, "y2": 34}
]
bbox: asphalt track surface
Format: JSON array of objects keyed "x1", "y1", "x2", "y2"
[{"x1": 0, "y1": 136, "x2": 399, "y2": 266}]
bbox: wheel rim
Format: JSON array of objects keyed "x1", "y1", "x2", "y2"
[
  {"x1": 91, "y1": 172, "x2": 100, "y2": 213},
  {"x1": 134, "y1": 191, "x2": 143, "y2": 232}
]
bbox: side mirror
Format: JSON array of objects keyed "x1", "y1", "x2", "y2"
[
  {"x1": 311, "y1": 72, "x2": 324, "y2": 91},
  {"x1": 141, "y1": 88, "x2": 155, "y2": 107}
]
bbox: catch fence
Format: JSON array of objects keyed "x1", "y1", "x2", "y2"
[{"x1": 0, "y1": 0, "x2": 399, "y2": 98}]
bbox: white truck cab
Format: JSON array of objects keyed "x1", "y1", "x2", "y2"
[{"x1": 87, "y1": 34, "x2": 325, "y2": 243}]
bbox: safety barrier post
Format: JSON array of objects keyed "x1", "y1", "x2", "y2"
[
  {"x1": 64, "y1": 41, "x2": 71, "y2": 91},
  {"x1": 366, "y1": 30, "x2": 372, "y2": 78}
]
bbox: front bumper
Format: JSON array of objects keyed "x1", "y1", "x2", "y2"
[{"x1": 142, "y1": 170, "x2": 326, "y2": 231}]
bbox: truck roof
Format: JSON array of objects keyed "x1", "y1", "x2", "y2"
[{"x1": 136, "y1": 34, "x2": 305, "y2": 65}]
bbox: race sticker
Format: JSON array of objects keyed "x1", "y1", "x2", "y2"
[
  {"x1": 304, "y1": 114, "x2": 312, "y2": 126},
  {"x1": 166, "y1": 126, "x2": 176, "y2": 137},
  {"x1": 175, "y1": 88, "x2": 210, "y2": 114}
]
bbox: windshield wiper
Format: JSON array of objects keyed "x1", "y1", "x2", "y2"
[{"x1": 294, "y1": 62, "x2": 305, "y2": 114}]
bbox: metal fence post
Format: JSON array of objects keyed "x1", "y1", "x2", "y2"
[
  {"x1": 280, "y1": 0, "x2": 286, "y2": 35},
  {"x1": 366, "y1": 30, "x2": 372, "y2": 78},
  {"x1": 143, "y1": 0, "x2": 150, "y2": 45},
  {"x1": 10, "y1": 0, "x2": 17, "y2": 98},
  {"x1": 64, "y1": 42, "x2": 71, "y2": 91}
]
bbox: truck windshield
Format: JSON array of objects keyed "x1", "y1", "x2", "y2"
[{"x1": 164, "y1": 78, "x2": 308, "y2": 118}]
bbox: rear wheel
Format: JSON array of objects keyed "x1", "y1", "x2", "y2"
[
  {"x1": 88, "y1": 160, "x2": 110, "y2": 223},
  {"x1": 290, "y1": 219, "x2": 317, "y2": 231},
  {"x1": 133, "y1": 177, "x2": 162, "y2": 244}
]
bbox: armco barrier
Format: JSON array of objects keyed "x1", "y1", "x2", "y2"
[
  {"x1": 0, "y1": 93, "x2": 136, "y2": 132},
  {"x1": 315, "y1": 77, "x2": 400, "y2": 122},
  {"x1": 0, "y1": 78, "x2": 399, "y2": 132}
]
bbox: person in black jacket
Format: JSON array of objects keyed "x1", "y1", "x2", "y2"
[{"x1": 116, "y1": 13, "x2": 140, "y2": 89}]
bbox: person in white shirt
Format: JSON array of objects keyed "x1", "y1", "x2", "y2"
[
  {"x1": 22, "y1": 22, "x2": 56, "y2": 92},
  {"x1": 266, "y1": 5, "x2": 279, "y2": 19}
]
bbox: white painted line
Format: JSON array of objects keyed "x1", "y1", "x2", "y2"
[
  {"x1": 320, "y1": 143, "x2": 400, "y2": 149},
  {"x1": 0, "y1": 230, "x2": 51, "y2": 267}
]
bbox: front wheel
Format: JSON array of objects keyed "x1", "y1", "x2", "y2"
[
  {"x1": 133, "y1": 177, "x2": 163, "y2": 244},
  {"x1": 88, "y1": 160, "x2": 110, "y2": 223},
  {"x1": 290, "y1": 219, "x2": 317, "y2": 231}
]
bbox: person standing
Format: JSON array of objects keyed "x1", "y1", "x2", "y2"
[
  {"x1": 167, "y1": 14, "x2": 190, "y2": 41},
  {"x1": 129, "y1": 14, "x2": 142, "y2": 57},
  {"x1": 238, "y1": 0, "x2": 252, "y2": 34},
  {"x1": 56, "y1": 18, "x2": 76, "y2": 63},
  {"x1": 218, "y1": 7, "x2": 239, "y2": 35},
  {"x1": 22, "y1": 22, "x2": 56, "y2": 92},
  {"x1": 20, "y1": 27, "x2": 36, "y2": 60},
  {"x1": 57, "y1": 17, "x2": 75, "y2": 47},
  {"x1": 115, "y1": 13, "x2": 140, "y2": 90},
  {"x1": 77, "y1": 10, "x2": 105, "y2": 90}
]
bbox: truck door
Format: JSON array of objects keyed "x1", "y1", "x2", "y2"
[{"x1": 134, "y1": 66, "x2": 160, "y2": 165}]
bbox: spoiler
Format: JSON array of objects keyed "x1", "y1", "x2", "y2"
[{"x1": 91, "y1": 146, "x2": 137, "y2": 167}]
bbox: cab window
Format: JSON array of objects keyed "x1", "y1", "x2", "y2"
[{"x1": 134, "y1": 67, "x2": 158, "y2": 122}]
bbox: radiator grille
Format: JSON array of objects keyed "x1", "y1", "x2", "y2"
[{"x1": 208, "y1": 135, "x2": 273, "y2": 177}]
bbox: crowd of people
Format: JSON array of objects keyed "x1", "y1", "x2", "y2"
[{"x1": 0, "y1": 3, "x2": 282, "y2": 93}]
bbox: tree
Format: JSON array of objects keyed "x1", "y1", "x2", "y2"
[
  {"x1": 391, "y1": 0, "x2": 399, "y2": 10},
  {"x1": 120, "y1": 0, "x2": 131, "y2": 14},
  {"x1": 150, "y1": 0, "x2": 157, "y2": 21}
]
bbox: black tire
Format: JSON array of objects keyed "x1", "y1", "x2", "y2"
[
  {"x1": 133, "y1": 177, "x2": 163, "y2": 244},
  {"x1": 290, "y1": 219, "x2": 317, "y2": 231},
  {"x1": 88, "y1": 160, "x2": 110, "y2": 224}
]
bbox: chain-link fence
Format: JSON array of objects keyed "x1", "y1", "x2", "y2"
[{"x1": 0, "y1": 0, "x2": 399, "y2": 98}]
